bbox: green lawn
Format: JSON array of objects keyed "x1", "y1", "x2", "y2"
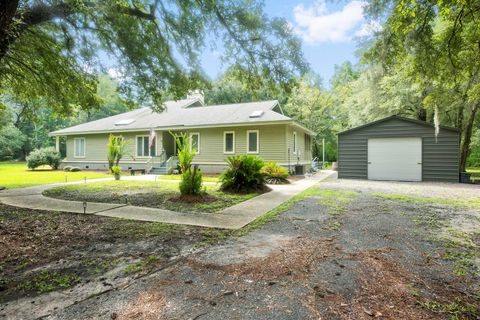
[
  {"x1": 466, "y1": 167, "x2": 480, "y2": 175},
  {"x1": 44, "y1": 180, "x2": 258, "y2": 213},
  {"x1": 0, "y1": 162, "x2": 111, "y2": 189},
  {"x1": 158, "y1": 174, "x2": 220, "y2": 182}
]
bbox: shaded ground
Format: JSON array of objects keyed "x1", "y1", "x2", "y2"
[
  {"x1": 43, "y1": 181, "x2": 259, "y2": 213},
  {"x1": 2, "y1": 178, "x2": 480, "y2": 319},
  {"x1": 0, "y1": 204, "x2": 226, "y2": 318}
]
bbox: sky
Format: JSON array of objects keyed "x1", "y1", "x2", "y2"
[{"x1": 199, "y1": 0, "x2": 380, "y2": 87}]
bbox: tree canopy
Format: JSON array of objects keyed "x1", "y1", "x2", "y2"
[{"x1": 0, "y1": 0, "x2": 307, "y2": 116}]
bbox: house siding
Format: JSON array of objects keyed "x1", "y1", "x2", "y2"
[
  {"x1": 337, "y1": 117, "x2": 460, "y2": 182},
  {"x1": 177, "y1": 124, "x2": 288, "y2": 164}
]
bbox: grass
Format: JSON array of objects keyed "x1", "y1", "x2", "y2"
[
  {"x1": 418, "y1": 299, "x2": 478, "y2": 320},
  {"x1": 44, "y1": 180, "x2": 258, "y2": 213},
  {"x1": 158, "y1": 174, "x2": 220, "y2": 182},
  {"x1": 18, "y1": 271, "x2": 80, "y2": 293},
  {"x1": 370, "y1": 192, "x2": 480, "y2": 209},
  {"x1": 0, "y1": 161, "x2": 110, "y2": 189}
]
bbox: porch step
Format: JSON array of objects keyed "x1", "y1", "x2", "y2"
[{"x1": 150, "y1": 166, "x2": 169, "y2": 175}]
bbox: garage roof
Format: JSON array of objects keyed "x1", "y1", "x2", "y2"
[{"x1": 337, "y1": 115, "x2": 460, "y2": 136}]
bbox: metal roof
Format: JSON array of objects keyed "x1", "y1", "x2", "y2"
[{"x1": 337, "y1": 115, "x2": 460, "y2": 136}]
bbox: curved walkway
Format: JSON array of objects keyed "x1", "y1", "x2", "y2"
[{"x1": 0, "y1": 171, "x2": 336, "y2": 229}]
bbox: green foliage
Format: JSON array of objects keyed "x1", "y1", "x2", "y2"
[
  {"x1": 107, "y1": 135, "x2": 126, "y2": 172},
  {"x1": 261, "y1": 162, "x2": 289, "y2": 184},
  {"x1": 69, "y1": 167, "x2": 81, "y2": 172},
  {"x1": 172, "y1": 132, "x2": 202, "y2": 195},
  {"x1": 179, "y1": 166, "x2": 203, "y2": 196},
  {"x1": 172, "y1": 132, "x2": 196, "y2": 174},
  {"x1": 0, "y1": 125, "x2": 26, "y2": 160},
  {"x1": 26, "y1": 147, "x2": 61, "y2": 170},
  {"x1": 18, "y1": 271, "x2": 80, "y2": 293},
  {"x1": 220, "y1": 155, "x2": 266, "y2": 193},
  {"x1": 63, "y1": 166, "x2": 72, "y2": 172},
  {"x1": 111, "y1": 166, "x2": 121, "y2": 175},
  {"x1": 1, "y1": 1, "x2": 306, "y2": 116}
]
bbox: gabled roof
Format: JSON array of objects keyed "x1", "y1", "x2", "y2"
[
  {"x1": 337, "y1": 115, "x2": 460, "y2": 136},
  {"x1": 50, "y1": 99, "x2": 315, "y2": 136}
]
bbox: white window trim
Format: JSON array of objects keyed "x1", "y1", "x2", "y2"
[
  {"x1": 189, "y1": 132, "x2": 200, "y2": 154},
  {"x1": 246, "y1": 130, "x2": 259, "y2": 154},
  {"x1": 136, "y1": 135, "x2": 157, "y2": 158},
  {"x1": 223, "y1": 131, "x2": 235, "y2": 154},
  {"x1": 73, "y1": 137, "x2": 86, "y2": 158},
  {"x1": 293, "y1": 131, "x2": 297, "y2": 154}
]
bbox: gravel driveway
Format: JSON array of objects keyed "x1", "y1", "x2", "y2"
[{"x1": 7, "y1": 178, "x2": 480, "y2": 320}]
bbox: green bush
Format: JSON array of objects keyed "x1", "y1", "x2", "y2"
[
  {"x1": 261, "y1": 162, "x2": 289, "y2": 184},
  {"x1": 220, "y1": 155, "x2": 266, "y2": 193},
  {"x1": 179, "y1": 166, "x2": 203, "y2": 195},
  {"x1": 111, "y1": 166, "x2": 121, "y2": 175},
  {"x1": 26, "y1": 147, "x2": 61, "y2": 170},
  {"x1": 63, "y1": 166, "x2": 72, "y2": 172},
  {"x1": 172, "y1": 132, "x2": 203, "y2": 195},
  {"x1": 69, "y1": 166, "x2": 81, "y2": 172}
]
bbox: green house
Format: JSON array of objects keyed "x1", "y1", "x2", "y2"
[{"x1": 50, "y1": 97, "x2": 315, "y2": 174}]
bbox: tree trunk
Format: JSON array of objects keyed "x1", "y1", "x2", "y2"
[
  {"x1": 459, "y1": 102, "x2": 479, "y2": 172},
  {"x1": 0, "y1": 0, "x2": 20, "y2": 60}
]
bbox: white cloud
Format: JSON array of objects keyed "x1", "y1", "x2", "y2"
[
  {"x1": 355, "y1": 20, "x2": 383, "y2": 37},
  {"x1": 107, "y1": 68, "x2": 122, "y2": 79},
  {"x1": 293, "y1": 0, "x2": 378, "y2": 44}
]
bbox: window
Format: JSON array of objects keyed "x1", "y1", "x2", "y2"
[
  {"x1": 190, "y1": 132, "x2": 200, "y2": 153},
  {"x1": 74, "y1": 138, "x2": 86, "y2": 158},
  {"x1": 304, "y1": 134, "x2": 311, "y2": 152},
  {"x1": 136, "y1": 136, "x2": 156, "y2": 157},
  {"x1": 247, "y1": 130, "x2": 259, "y2": 153},
  {"x1": 224, "y1": 131, "x2": 235, "y2": 154},
  {"x1": 293, "y1": 131, "x2": 297, "y2": 154}
]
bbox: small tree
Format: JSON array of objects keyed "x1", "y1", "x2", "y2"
[
  {"x1": 107, "y1": 135, "x2": 127, "y2": 172},
  {"x1": 172, "y1": 132, "x2": 203, "y2": 195}
]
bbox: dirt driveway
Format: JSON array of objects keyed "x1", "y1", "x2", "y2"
[{"x1": 2, "y1": 178, "x2": 480, "y2": 319}]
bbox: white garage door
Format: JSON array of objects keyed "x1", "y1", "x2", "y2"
[{"x1": 368, "y1": 137, "x2": 422, "y2": 181}]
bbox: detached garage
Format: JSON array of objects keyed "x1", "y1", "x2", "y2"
[{"x1": 337, "y1": 115, "x2": 460, "y2": 182}]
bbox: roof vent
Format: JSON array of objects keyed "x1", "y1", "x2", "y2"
[
  {"x1": 114, "y1": 119, "x2": 135, "y2": 126},
  {"x1": 249, "y1": 110, "x2": 264, "y2": 118}
]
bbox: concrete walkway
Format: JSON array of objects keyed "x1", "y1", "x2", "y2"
[{"x1": 0, "y1": 171, "x2": 336, "y2": 229}]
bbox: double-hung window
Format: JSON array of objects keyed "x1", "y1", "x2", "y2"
[
  {"x1": 224, "y1": 131, "x2": 235, "y2": 154},
  {"x1": 74, "y1": 137, "x2": 86, "y2": 158},
  {"x1": 247, "y1": 130, "x2": 259, "y2": 154},
  {"x1": 137, "y1": 136, "x2": 156, "y2": 157},
  {"x1": 190, "y1": 132, "x2": 200, "y2": 153}
]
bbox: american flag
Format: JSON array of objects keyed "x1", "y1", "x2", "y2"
[{"x1": 148, "y1": 128, "x2": 156, "y2": 148}]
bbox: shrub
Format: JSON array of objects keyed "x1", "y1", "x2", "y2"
[
  {"x1": 63, "y1": 166, "x2": 72, "y2": 172},
  {"x1": 220, "y1": 155, "x2": 266, "y2": 193},
  {"x1": 179, "y1": 166, "x2": 203, "y2": 195},
  {"x1": 111, "y1": 166, "x2": 121, "y2": 175},
  {"x1": 172, "y1": 132, "x2": 202, "y2": 195},
  {"x1": 261, "y1": 162, "x2": 289, "y2": 184},
  {"x1": 69, "y1": 167, "x2": 81, "y2": 172},
  {"x1": 26, "y1": 147, "x2": 61, "y2": 170}
]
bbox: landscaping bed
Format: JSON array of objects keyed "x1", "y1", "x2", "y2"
[{"x1": 43, "y1": 181, "x2": 261, "y2": 213}]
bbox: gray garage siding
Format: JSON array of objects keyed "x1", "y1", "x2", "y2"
[{"x1": 338, "y1": 116, "x2": 460, "y2": 182}]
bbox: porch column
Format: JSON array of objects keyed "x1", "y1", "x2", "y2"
[{"x1": 55, "y1": 136, "x2": 60, "y2": 152}]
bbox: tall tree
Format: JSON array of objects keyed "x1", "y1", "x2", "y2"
[
  {"x1": 364, "y1": 0, "x2": 480, "y2": 171},
  {"x1": 1, "y1": 0, "x2": 307, "y2": 117}
]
